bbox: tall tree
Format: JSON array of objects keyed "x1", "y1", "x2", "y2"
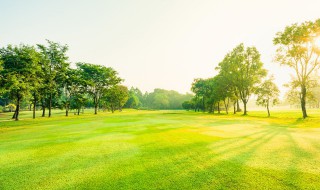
[
  {"x1": 77, "y1": 62, "x2": 121, "y2": 114},
  {"x1": 37, "y1": 40, "x2": 69, "y2": 117},
  {"x1": 217, "y1": 43, "x2": 267, "y2": 115},
  {"x1": 274, "y1": 19, "x2": 320, "y2": 118},
  {"x1": 0, "y1": 45, "x2": 41, "y2": 120},
  {"x1": 61, "y1": 68, "x2": 84, "y2": 116},
  {"x1": 191, "y1": 78, "x2": 207, "y2": 112},
  {"x1": 102, "y1": 85, "x2": 129, "y2": 113},
  {"x1": 255, "y1": 77, "x2": 280, "y2": 117}
]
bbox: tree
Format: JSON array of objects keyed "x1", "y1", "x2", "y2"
[
  {"x1": 61, "y1": 68, "x2": 84, "y2": 116},
  {"x1": 274, "y1": 19, "x2": 320, "y2": 118},
  {"x1": 0, "y1": 45, "x2": 41, "y2": 120},
  {"x1": 284, "y1": 76, "x2": 318, "y2": 109},
  {"x1": 216, "y1": 54, "x2": 242, "y2": 113},
  {"x1": 191, "y1": 78, "x2": 207, "y2": 112},
  {"x1": 77, "y1": 62, "x2": 121, "y2": 114},
  {"x1": 182, "y1": 100, "x2": 194, "y2": 111},
  {"x1": 102, "y1": 85, "x2": 129, "y2": 113},
  {"x1": 216, "y1": 43, "x2": 267, "y2": 115},
  {"x1": 37, "y1": 40, "x2": 69, "y2": 117},
  {"x1": 255, "y1": 77, "x2": 280, "y2": 117},
  {"x1": 125, "y1": 87, "x2": 143, "y2": 109}
]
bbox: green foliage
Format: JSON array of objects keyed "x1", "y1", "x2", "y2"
[
  {"x1": 0, "y1": 44, "x2": 41, "y2": 120},
  {"x1": 216, "y1": 43, "x2": 267, "y2": 115},
  {"x1": 274, "y1": 19, "x2": 320, "y2": 118},
  {"x1": 37, "y1": 40, "x2": 70, "y2": 117},
  {"x1": 125, "y1": 87, "x2": 143, "y2": 108},
  {"x1": 77, "y1": 62, "x2": 122, "y2": 114},
  {"x1": 255, "y1": 77, "x2": 280, "y2": 116},
  {"x1": 144, "y1": 89, "x2": 192, "y2": 110},
  {"x1": 102, "y1": 85, "x2": 129, "y2": 112},
  {"x1": 182, "y1": 100, "x2": 194, "y2": 111}
]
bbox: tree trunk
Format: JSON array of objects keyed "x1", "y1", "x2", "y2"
[
  {"x1": 237, "y1": 99, "x2": 241, "y2": 112},
  {"x1": 267, "y1": 101, "x2": 270, "y2": 117},
  {"x1": 301, "y1": 84, "x2": 308, "y2": 118},
  {"x1": 78, "y1": 108, "x2": 80, "y2": 115},
  {"x1": 15, "y1": 96, "x2": 20, "y2": 121},
  {"x1": 233, "y1": 101, "x2": 236, "y2": 114},
  {"x1": 94, "y1": 95, "x2": 98, "y2": 114},
  {"x1": 243, "y1": 100, "x2": 247, "y2": 115},
  {"x1": 12, "y1": 109, "x2": 16, "y2": 119},
  {"x1": 48, "y1": 93, "x2": 52, "y2": 117},
  {"x1": 224, "y1": 98, "x2": 229, "y2": 114},
  {"x1": 33, "y1": 95, "x2": 36, "y2": 119},
  {"x1": 42, "y1": 105, "x2": 46, "y2": 117},
  {"x1": 94, "y1": 104, "x2": 98, "y2": 114},
  {"x1": 65, "y1": 105, "x2": 69, "y2": 116},
  {"x1": 111, "y1": 105, "x2": 115, "y2": 113},
  {"x1": 202, "y1": 97, "x2": 205, "y2": 112},
  {"x1": 218, "y1": 103, "x2": 220, "y2": 114}
]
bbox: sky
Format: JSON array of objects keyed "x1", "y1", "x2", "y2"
[{"x1": 1, "y1": 0, "x2": 320, "y2": 96}]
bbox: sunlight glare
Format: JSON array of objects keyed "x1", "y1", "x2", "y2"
[{"x1": 314, "y1": 36, "x2": 320, "y2": 48}]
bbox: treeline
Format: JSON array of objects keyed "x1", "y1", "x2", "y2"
[
  {"x1": 184, "y1": 43, "x2": 279, "y2": 117},
  {"x1": 0, "y1": 40, "x2": 127, "y2": 120},
  {"x1": 0, "y1": 40, "x2": 193, "y2": 120},
  {"x1": 125, "y1": 87, "x2": 193, "y2": 110},
  {"x1": 186, "y1": 18, "x2": 320, "y2": 118}
]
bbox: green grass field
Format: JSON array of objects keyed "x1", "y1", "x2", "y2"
[{"x1": 1, "y1": 109, "x2": 320, "y2": 189}]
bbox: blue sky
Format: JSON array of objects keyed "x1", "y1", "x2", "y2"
[{"x1": 1, "y1": 0, "x2": 320, "y2": 95}]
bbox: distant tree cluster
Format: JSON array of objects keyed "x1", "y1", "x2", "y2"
[
  {"x1": 188, "y1": 43, "x2": 278, "y2": 116},
  {"x1": 189, "y1": 18, "x2": 320, "y2": 118},
  {"x1": 124, "y1": 88, "x2": 193, "y2": 110},
  {"x1": 0, "y1": 40, "x2": 124, "y2": 120}
]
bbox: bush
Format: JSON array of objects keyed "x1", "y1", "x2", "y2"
[{"x1": 4, "y1": 104, "x2": 16, "y2": 112}]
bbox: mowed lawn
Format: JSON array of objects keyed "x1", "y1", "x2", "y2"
[{"x1": 0, "y1": 109, "x2": 320, "y2": 189}]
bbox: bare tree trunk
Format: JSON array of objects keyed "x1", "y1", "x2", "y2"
[
  {"x1": 94, "y1": 95, "x2": 98, "y2": 115},
  {"x1": 224, "y1": 98, "x2": 229, "y2": 114},
  {"x1": 202, "y1": 97, "x2": 205, "y2": 112},
  {"x1": 267, "y1": 101, "x2": 270, "y2": 117},
  {"x1": 65, "y1": 105, "x2": 69, "y2": 116},
  {"x1": 42, "y1": 105, "x2": 46, "y2": 117},
  {"x1": 12, "y1": 109, "x2": 16, "y2": 119},
  {"x1": 15, "y1": 96, "x2": 20, "y2": 121},
  {"x1": 237, "y1": 99, "x2": 241, "y2": 112},
  {"x1": 78, "y1": 108, "x2": 80, "y2": 115},
  {"x1": 212, "y1": 101, "x2": 215, "y2": 114},
  {"x1": 243, "y1": 100, "x2": 247, "y2": 115},
  {"x1": 48, "y1": 93, "x2": 52, "y2": 117},
  {"x1": 218, "y1": 102, "x2": 220, "y2": 114},
  {"x1": 233, "y1": 101, "x2": 236, "y2": 114},
  {"x1": 301, "y1": 84, "x2": 308, "y2": 118},
  {"x1": 94, "y1": 104, "x2": 98, "y2": 114},
  {"x1": 33, "y1": 94, "x2": 36, "y2": 119}
]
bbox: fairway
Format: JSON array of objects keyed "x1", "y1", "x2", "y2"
[{"x1": 1, "y1": 110, "x2": 320, "y2": 189}]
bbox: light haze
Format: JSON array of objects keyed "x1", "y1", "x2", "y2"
[{"x1": 1, "y1": 0, "x2": 320, "y2": 96}]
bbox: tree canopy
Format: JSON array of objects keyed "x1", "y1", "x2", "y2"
[{"x1": 274, "y1": 19, "x2": 320, "y2": 118}]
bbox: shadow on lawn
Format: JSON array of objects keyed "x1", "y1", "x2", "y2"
[{"x1": 104, "y1": 127, "x2": 318, "y2": 189}]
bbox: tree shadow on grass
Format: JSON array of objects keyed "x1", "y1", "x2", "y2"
[
  {"x1": 107, "y1": 126, "x2": 319, "y2": 189},
  {"x1": 87, "y1": 127, "x2": 285, "y2": 189}
]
